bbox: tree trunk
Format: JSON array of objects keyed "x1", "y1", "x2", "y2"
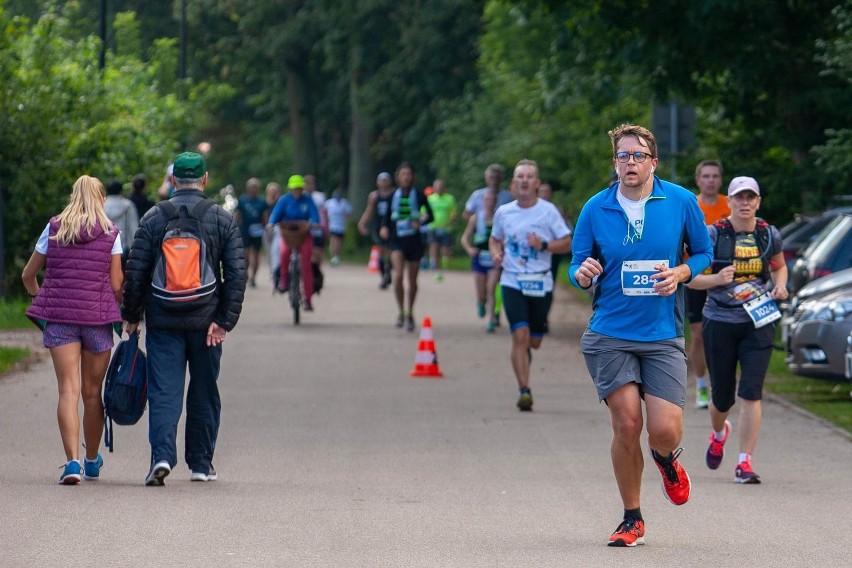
[
  {"x1": 347, "y1": 45, "x2": 373, "y2": 216},
  {"x1": 286, "y1": 61, "x2": 317, "y2": 176}
]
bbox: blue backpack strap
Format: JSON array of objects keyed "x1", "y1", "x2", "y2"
[{"x1": 104, "y1": 416, "x2": 114, "y2": 453}]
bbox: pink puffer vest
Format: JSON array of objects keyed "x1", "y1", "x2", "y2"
[{"x1": 27, "y1": 217, "x2": 121, "y2": 326}]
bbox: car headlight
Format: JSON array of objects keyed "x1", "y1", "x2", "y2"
[{"x1": 799, "y1": 299, "x2": 852, "y2": 322}]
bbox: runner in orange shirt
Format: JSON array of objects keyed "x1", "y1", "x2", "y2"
[{"x1": 686, "y1": 160, "x2": 730, "y2": 408}]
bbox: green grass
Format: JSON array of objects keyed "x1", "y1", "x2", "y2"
[
  {"x1": 0, "y1": 346, "x2": 30, "y2": 375},
  {"x1": 765, "y1": 349, "x2": 852, "y2": 433},
  {"x1": 0, "y1": 299, "x2": 31, "y2": 329},
  {"x1": 0, "y1": 299, "x2": 34, "y2": 375}
]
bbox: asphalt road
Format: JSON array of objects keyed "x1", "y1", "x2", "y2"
[{"x1": 1, "y1": 261, "x2": 849, "y2": 567}]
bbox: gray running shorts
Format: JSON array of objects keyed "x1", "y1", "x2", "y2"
[{"x1": 580, "y1": 330, "x2": 687, "y2": 408}]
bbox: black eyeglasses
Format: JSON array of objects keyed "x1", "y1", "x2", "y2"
[{"x1": 615, "y1": 151, "x2": 654, "y2": 163}]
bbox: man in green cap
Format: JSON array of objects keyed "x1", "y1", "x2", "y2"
[{"x1": 122, "y1": 151, "x2": 247, "y2": 486}]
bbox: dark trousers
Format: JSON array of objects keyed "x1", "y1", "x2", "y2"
[
  {"x1": 146, "y1": 328, "x2": 222, "y2": 474},
  {"x1": 702, "y1": 318, "x2": 774, "y2": 411}
]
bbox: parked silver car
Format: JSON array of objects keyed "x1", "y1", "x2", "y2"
[
  {"x1": 789, "y1": 214, "x2": 852, "y2": 295},
  {"x1": 784, "y1": 269, "x2": 852, "y2": 380}
]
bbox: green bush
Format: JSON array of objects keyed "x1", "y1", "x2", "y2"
[{"x1": 0, "y1": 7, "x2": 228, "y2": 296}]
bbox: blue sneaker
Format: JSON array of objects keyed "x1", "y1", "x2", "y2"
[
  {"x1": 517, "y1": 388, "x2": 533, "y2": 411},
  {"x1": 83, "y1": 454, "x2": 104, "y2": 480},
  {"x1": 59, "y1": 460, "x2": 82, "y2": 485}
]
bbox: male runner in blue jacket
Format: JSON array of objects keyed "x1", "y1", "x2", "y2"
[{"x1": 569, "y1": 124, "x2": 712, "y2": 547}]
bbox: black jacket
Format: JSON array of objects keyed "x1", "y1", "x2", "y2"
[{"x1": 122, "y1": 190, "x2": 246, "y2": 331}]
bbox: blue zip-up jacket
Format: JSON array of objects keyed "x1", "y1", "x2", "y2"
[{"x1": 568, "y1": 177, "x2": 713, "y2": 341}]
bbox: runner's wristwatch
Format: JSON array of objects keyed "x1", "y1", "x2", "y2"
[{"x1": 540, "y1": 240, "x2": 548, "y2": 251}]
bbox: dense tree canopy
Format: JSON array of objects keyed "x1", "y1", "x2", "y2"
[{"x1": 1, "y1": 0, "x2": 850, "y2": 294}]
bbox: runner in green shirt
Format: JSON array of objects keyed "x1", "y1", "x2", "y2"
[{"x1": 426, "y1": 179, "x2": 457, "y2": 281}]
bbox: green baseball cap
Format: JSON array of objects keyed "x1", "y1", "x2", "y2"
[
  {"x1": 172, "y1": 152, "x2": 207, "y2": 178},
  {"x1": 287, "y1": 175, "x2": 305, "y2": 189}
]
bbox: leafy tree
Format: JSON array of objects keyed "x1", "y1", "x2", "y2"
[
  {"x1": 432, "y1": 0, "x2": 650, "y2": 219},
  {"x1": 0, "y1": 4, "x2": 209, "y2": 295},
  {"x1": 585, "y1": 0, "x2": 851, "y2": 219},
  {"x1": 178, "y1": 0, "x2": 483, "y2": 215},
  {"x1": 812, "y1": 4, "x2": 852, "y2": 196}
]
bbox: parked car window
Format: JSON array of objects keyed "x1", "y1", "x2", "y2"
[
  {"x1": 782, "y1": 206, "x2": 852, "y2": 267},
  {"x1": 790, "y1": 215, "x2": 852, "y2": 294},
  {"x1": 801, "y1": 216, "x2": 852, "y2": 266},
  {"x1": 828, "y1": 226, "x2": 852, "y2": 274}
]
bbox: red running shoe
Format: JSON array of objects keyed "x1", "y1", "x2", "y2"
[
  {"x1": 608, "y1": 518, "x2": 645, "y2": 547},
  {"x1": 735, "y1": 460, "x2": 762, "y2": 484},
  {"x1": 706, "y1": 419, "x2": 731, "y2": 470},
  {"x1": 652, "y1": 448, "x2": 691, "y2": 505}
]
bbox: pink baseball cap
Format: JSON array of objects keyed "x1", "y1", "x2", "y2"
[{"x1": 727, "y1": 176, "x2": 760, "y2": 197}]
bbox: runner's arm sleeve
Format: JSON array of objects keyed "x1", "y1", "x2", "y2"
[
  {"x1": 490, "y1": 208, "x2": 504, "y2": 241},
  {"x1": 568, "y1": 202, "x2": 595, "y2": 289},
  {"x1": 683, "y1": 197, "x2": 713, "y2": 281},
  {"x1": 420, "y1": 190, "x2": 434, "y2": 225},
  {"x1": 545, "y1": 208, "x2": 572, "y2": 255},
  {"x1": 464, "y1": 192, "x2": 475, "y2": 214},
  {"x1": 549, "y1": 207, "x2": 572, "y2": 240},
  {"x1": 268, "y1": 197, "x2": 284, "y2": 225},
  {"x1": 687, "y1": 226, "x2": 719, "y2": 290}
]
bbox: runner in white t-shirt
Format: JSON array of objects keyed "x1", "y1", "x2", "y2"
[
  {"x1": 323, "y1": 189, "x2": 353, "y2": 266},
  {"x1": 464, "y1": 164, "x2": 513, "y2": 325},
  {"x1": 489, "y1": 159, "x2": 572, "y2": 411}
]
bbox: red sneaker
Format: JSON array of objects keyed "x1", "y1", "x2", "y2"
[
  {"x1": 652, "y1": 448, "x2": 691, "y2": 505},
  {"x1": 706, "y1": 420, "x2": 731, "y2": 470},
  {"x1": 735, "y1": 460, "x2": 762, "y2": 484},
  {"x1": 608, "y1": 518, "x2": 645, "y2": 547}
]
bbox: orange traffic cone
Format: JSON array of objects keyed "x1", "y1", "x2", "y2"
[
  {"x1": 410, "y1": 317, "x2": 443, "y2": 378},
  {"x1": 367, "y1": 245, "x2": 380, "y2": 273}
]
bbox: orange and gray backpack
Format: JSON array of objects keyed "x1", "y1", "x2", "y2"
[{"x1": 151, "y1": 199, "x2": 217, "y2": 310}]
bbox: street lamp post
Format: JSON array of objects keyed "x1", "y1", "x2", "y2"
[
  {"x1": 99, "y1": 0, "x2": 107, "y2": 69},
  {"x1": 179, "y1": 0, "x2": 187, "y2": 80}
]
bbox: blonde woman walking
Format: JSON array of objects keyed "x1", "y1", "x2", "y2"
[{"x1": 22, "y1": 175, "x2": 123, "y2": 484}]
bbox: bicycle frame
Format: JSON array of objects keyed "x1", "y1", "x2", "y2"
[{"x1": 279, "y1": 220, "x2": 309, "y2": 325}]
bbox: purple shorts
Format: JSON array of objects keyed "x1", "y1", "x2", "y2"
[{"x1": 43, "y1": 323, "x2": 115, "y2": 353}]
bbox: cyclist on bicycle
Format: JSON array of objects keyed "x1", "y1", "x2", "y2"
[{"x1": 268, "y1": 175, "x2": 321, "y2": 311}]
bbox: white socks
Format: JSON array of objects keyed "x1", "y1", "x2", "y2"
[
  {"x1": 696, "y1": 376, "x2": 707, "y2": 389},
  {"x1": 739, "y1": 452, "x2": 751, "y2": 464}
]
